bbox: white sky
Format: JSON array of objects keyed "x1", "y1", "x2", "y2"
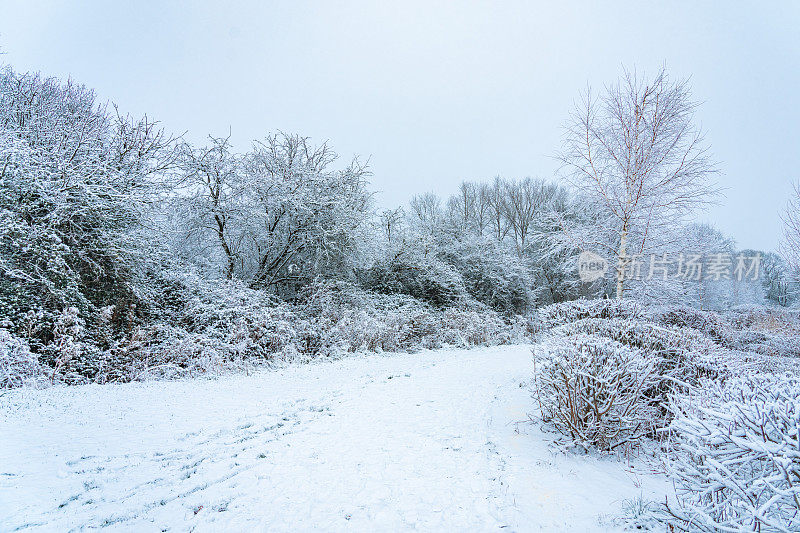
[{"x1": 1, "y1": 1, "x2": 798, "y2": 251}]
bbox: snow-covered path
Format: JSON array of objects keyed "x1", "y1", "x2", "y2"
[{"x1": 1, "y1": 346, "x2": 669, "y2": 532}]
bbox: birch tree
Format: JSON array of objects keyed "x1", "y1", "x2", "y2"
[
  {"x1": 781, "y1": 181, "x2": 800, "y2": 273},
  {"x1": 558, "y1": 66, "x2": 718, "y2": 299}
]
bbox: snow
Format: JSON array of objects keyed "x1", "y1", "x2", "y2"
[{"x1": 1, "y1": 346, "x2": 670, "y2": 531}]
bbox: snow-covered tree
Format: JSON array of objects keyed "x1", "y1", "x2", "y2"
[
  {"x1": 759, "y1": 251, "x2": 797, "y2": 307},
  {"x1": 174, "y1": 134, "x2": 243, "y2": 280},
  {"x1": 174, "y1": 132, "x2": 372, "y2": 296},
  {"x1": 0, "y1": 65, "x2": 175, "y2": 346},
  {"x1": 558, "y1": 66, "x2": 718, "y2": 299},
  {"x1": 241, "y1": 133, "x2": 372, "y2": 295},
  {"x1": 678, "y1": 223, "x2": 736, "y2": 310},
  {"x1": 781, "y1": 181, "x2": 800, "y2": 281}
]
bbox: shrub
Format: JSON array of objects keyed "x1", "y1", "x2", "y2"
[
  {"x1": 356, "y1": 255, "x2": 469, "y2": 308},
  {"x1": 533, "y1": 334, "x2": 659, "y2": 450},
  {"x1": 0, "y1": 329, "x2": 49, "y2": 388},
  {"x1": 439, "y1": 238, "x2": 532, "y2": 314},
  {"x1": 536, "y1": 298, "x2": 642, "y2": 330},
  {"x1": 551, "y1": 318, "x2": 726, "y2": 386},
  {"x1": 722, "y1": 306, "x2": 800, "y2": 359},
  {"x1": 652, "y1": 306, "x2": 729, "y2": 343},
  {"x1": 665, "y1": 373, "x2": 800, "y2": 532},
  {"x1": 14, "y1": 279, "x2": 533, "y2": 386}
]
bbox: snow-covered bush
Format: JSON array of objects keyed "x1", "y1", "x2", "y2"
[
  {"x1": 726, "y1": 306, "x2": 800, "y2": 334},
  {"x1": 651, "y1": 306, "x2": 729, "y2": 343},
  {"x1": 0, "y1": 66, "x2": 174, "y2": 352},
  {"x1": 0, "y1": 329, "x2": 49, "y2": 388},
  {"x1": 357, "y1": 253, "x2": 470, "y2": 308},
  {"x1": 551, "y1": 318, "x2": 725, "y2": 385},
  {"x1": 652, "y1": 304, "x2": 800, "y2": 359},
  {"x1": 33, "y1": 278, "x2": 533, "y2": 385},
  {"x1": 723, "y1": 306, "x2": 800, "y2": 358},
  {"x1": 438, "y1": 236, "x2": 533, "y2": 314},
  {"x1": 533, "y1": 334, "x2": 660, "y2": 450},
  {"x1": 536, "y1": 298, "x2": 643, "y2": 330},
  {"x1": 307, "y1": 281, "x2": 528, "y2": 353},
  {"x1": 665, "y1": 373, "x2": 800, "y2": 532}
]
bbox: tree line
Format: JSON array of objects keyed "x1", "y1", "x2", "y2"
[{"x1": 1, "y1": 62, "x2": 796, "y2": 358}]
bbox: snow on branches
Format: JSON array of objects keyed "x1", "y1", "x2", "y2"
[
  {"x1": 533, "y1": 333, "x2": 660, "y2": 450},
  {"x1": 665, "y1": 373, "x2": 800, "y2": 532}
]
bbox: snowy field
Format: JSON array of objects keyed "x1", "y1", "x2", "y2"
[{"x1": 1, "y1": 345, "x2": 669, "y2": 532}]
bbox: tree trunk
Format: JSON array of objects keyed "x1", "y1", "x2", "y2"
[{"x1": 615, "y1": 225, "x2": 628, "y2": 299}]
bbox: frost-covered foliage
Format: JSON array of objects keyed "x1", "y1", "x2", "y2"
[
  {"x1": 551, "y1": 318, "x2": 725, "y2": 385},
  {"x1": 533, "y1": 334, "x2": 659, "y2": 450},
  {"x1": 0, "y1": 65, "x2": 174, "y2": 349},
  {"x1": 28, "y1": 278, "x2": 532, "y2": 385},
  {"x1": 652, "y1": 305, "x2": 800, "y2": 359},
  {"x1": 665, "y1": 373, "x2": 800, "y2": 532},
  {"x1": 439, "y1": 236, "x2": 532, "y2": 314},
  {"x1": 651, "y1": 306, "x2": 729, "y2": 343},
  {"x1": 533, "y1": 299, "x2": 800, "y2": 529},
  {"x1": 723, "y1": 306, "x2": 800, "y2": 358},
  {"x1": 536, "y1": 298, "x2": 643, "y2": 329},
  {"x1": 0, "y1": 328, "x2": 49, "y2": 388},
  {"x1": 357, "y1": 252, "x2": 470, "y2": 308},
  {"x1": 531, "y1": 299, "x2": 800, "y2": 449}
]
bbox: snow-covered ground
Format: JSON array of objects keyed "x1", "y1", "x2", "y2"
[{"x1": 1, "y1": 346, "x2": 670, "y2": 532}]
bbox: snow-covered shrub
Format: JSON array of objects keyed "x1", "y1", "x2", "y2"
[
  {"x1": 665, "y1": 373, "x2": 800, "y2": 532},
  {"x1": 303, "y1": 280, "x2": 529, "y2": 352},
  {"x1": 40, "y1": 278, "x2": 534, "y2": 385},
  {"x1": 616, "y1": 495, "x2": 662, "y2": 531},
  {"x1": 651, "y1": 306, "x2": 729, "y2": 343},
  {"x1": 29, "y1": 306, "x2": 101, "y2": 384},
  {"x1": 722, "y1": 306, "x2": 800, "y2": 358},
  {"x1": 536, "y1": 298, "x2": 642, "y2": 330},
  {"x1": 0, "y1": 329, "x2": 49, "y2": 388},
  {"x1": 0, "y1": 66, "x2": 172, "y2": 352},
  {"x1": 726, "y1": 305, "x2": 800, "y2": 334},
  {"x1": 533, "y1": 334, "x2": 660, "y2": 450},
  {"x1": 115, "y1": 326, "x2": 257, "y2": 382},
  {"x1": 438, "y1": 237, "x2": 532, "y2": 314},
  {"x1": 440, "y1": 308, "x2": 523, "y2": 346},
  {"x1": 649, "y1": 304, "x2": 800, "y2": 360},
  {"x1": 551, "y1": 318, "x2": 726, "y2": 385},
  {"x1": 357, "y1": 253, "x2": 469, "y2": 308},
  {"x1": 724, "y1": 330, "x2": 800, "y2": 359}
]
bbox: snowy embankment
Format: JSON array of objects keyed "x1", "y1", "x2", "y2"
[{"x1": 1, "y1": 346, "x2": 669, "y2": 532}]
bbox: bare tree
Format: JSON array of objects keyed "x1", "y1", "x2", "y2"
[
  {"x1": 485, "y1": 177, "x2": 512, "y2": 242},
  {"x1": 409, "y1": 193, "x2": 442, "y2": 228},
  {"x1": 558, "y1": 66, "x2": 718, "y2": 299},
  {"x1": 781, "y1": 181, "x2": 800, "y2": 273},
  {"x1": 379, "y1": 207, "x2": 405, "y2": 243},
  {"x1": 445, "y1": 181, "x2": 477, "y2": 234},
  {"x1": 176, "y1": 134, "x2": 241, "y2": 279},
  {"x1": 503, "y1": 178, "x2": 560, "y2": 258}
]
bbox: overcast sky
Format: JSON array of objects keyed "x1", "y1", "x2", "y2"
[{"x1": 1, "y1": 1, "x2": 798, "y2": 251}]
